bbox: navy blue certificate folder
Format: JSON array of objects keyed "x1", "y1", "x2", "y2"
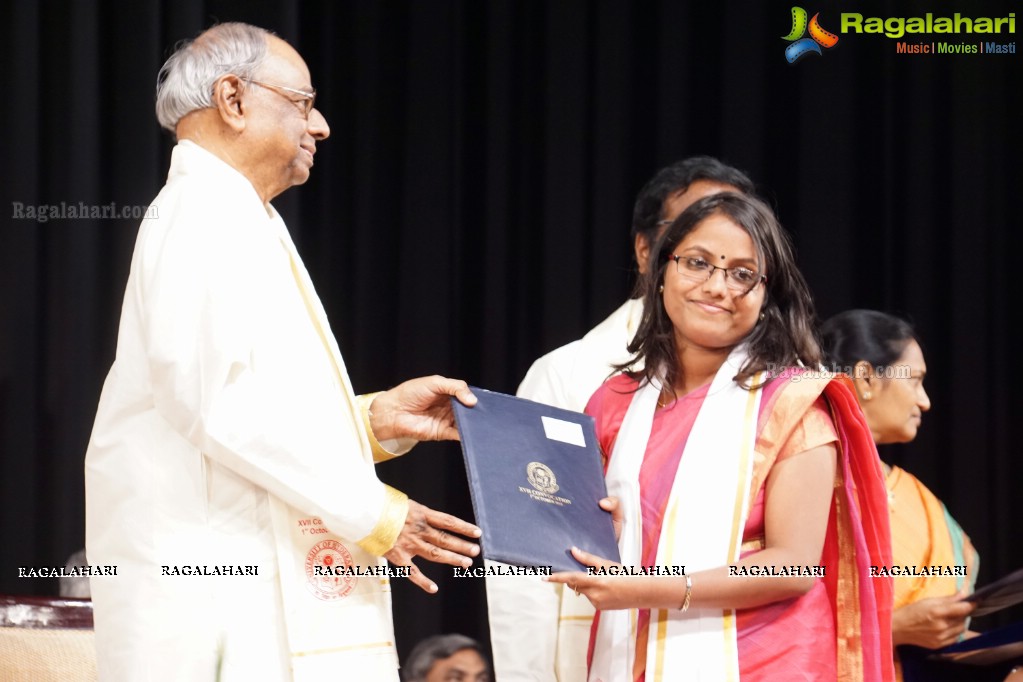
[
  {"x1": 899, "y1": 620, "x2": 1023, "y2": 681},
  {"x1": 451, "y1": 387, "x2": 620, "y2": 573}
]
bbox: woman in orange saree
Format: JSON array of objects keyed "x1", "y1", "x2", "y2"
[{"x1": 822, "y1": 309, "x2": 979, "y2": 680}]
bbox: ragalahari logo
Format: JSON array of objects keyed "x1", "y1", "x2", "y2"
[{"x1": 783, "y1": 7, "x2": 839, "y2": 63}]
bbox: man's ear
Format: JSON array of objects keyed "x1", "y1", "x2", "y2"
[
  {"x1": 634, "y1": 233, "x2": 652, "y2": 275},
  {"x1": 211, "y1": 75, "x2": 246, "y2": 133}
]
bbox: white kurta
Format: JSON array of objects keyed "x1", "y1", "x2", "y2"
[
  {"x1": 85, "y1": 141, "x2": 404, "y2": 681},
  {"x1": 486, "y1": 299, "x2": 643, "y2": 681},
  {"x1": 516, "y1": 298, "x2": 644, "y2": 412}
]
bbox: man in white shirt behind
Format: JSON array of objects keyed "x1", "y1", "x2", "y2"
[{"x1": 488, "y1": 156, "x2": 757, "y2": 680}]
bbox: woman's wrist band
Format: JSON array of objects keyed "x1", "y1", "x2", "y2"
[{"x1": 680, "y1": 574, "x2": 692, "y2": 612}]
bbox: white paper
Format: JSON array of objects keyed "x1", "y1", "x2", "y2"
[{"x1": 540, "y1": 416, "x2": 586, "y2": 447}]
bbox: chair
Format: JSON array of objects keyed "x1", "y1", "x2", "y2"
[{"x1": 0, "y1": 595, "x2": 97, "y2": 681}]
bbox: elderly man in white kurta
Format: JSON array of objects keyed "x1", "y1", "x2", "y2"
[{"x1": 85, "y1": 23, "x2": 480, "y2": 682}]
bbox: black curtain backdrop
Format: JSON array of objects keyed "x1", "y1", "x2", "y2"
[{"x1": 2, "y1": 0, "x2": 1020, "y2": 666}]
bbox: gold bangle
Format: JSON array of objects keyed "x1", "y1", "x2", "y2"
[{"x1": 680, "y1": 574, "x2": 692, "y2": 612}]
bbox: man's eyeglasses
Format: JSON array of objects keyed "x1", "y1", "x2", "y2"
[
  {"x1": 243, "y1": 79, "x2": 317, "y2": 118},
  {"x1": 669, "y1": 254, "x2": 765, "y2": 293}
]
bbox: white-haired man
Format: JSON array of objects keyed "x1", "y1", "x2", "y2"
[{"x1": 85, "y1": 22, "x2": 480, "y2": 681}]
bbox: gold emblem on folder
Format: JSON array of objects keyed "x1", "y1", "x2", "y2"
[
  {"x1": 518, "y1": 462, "x2": 572, "y2": 507},
  {"x1": 526, "y1": 461, "x2": 560, "y2": 494}
]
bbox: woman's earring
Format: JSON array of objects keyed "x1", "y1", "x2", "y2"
[
  {"x1": 759, "y1": 311, "x2": 765, "y2": 321},
  {"x1": 658, "y1": 284, "x2": 664, "y2": 293},
  {"x1": 861, "y1": 391, "x2": 872, "y2": 400}
]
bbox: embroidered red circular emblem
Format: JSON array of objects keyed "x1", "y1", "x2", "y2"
[{"x1": 304, "y1": 539, "x2": 357, "y2": 601}]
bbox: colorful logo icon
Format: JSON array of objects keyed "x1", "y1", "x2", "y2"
[{"x1": 783, "y1": 7, "x2": 839, "y2": 63}]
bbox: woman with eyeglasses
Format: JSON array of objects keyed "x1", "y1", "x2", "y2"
[
  {"x1": 821, "y1": 310, "x2": 985, "y2": 681},
  {"x1": 547, "y1": 192, "x2": 895, "y2": 681}
]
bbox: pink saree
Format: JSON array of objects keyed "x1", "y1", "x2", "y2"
[{"x1": 586, "y1": 370, "x2": 894, "y2": 681}]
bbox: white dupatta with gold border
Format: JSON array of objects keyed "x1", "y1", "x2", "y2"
[
  {"x1": 268, "y1": 231, "x2": 403, "y2": 681},
  {"x1": 592, "y1": 346, "x2": 763, "y2": 682}
]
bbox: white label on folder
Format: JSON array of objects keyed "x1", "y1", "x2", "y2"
[{"x1": 541, "y1": 416, "x2": 586, "y2": 447}]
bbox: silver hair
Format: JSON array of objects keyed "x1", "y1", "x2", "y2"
[
  {"x1": 155, "y1": 22, "x2": 272, "y2": 132},
  {"x1": 402, "y1": 634, "x2": 489, "y2": 682}
]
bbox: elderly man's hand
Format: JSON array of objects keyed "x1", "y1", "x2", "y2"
[
  {"x1": 368, "y1": 376, "x2": 476, "y2": 442},
  {"x1": 384, "y1": 500, "x2": 481, "y2": 593}
]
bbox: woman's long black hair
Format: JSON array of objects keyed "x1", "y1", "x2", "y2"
[{"x1": 618, "y1": 192, "x2": 823, "y2": 394}]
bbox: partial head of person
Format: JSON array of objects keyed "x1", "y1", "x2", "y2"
[
  {"x1": 402, "y1": 634, "x2": 491, "y2": 682},
  {"x1": 155, "y1": 22, "x2": 330, "y2": 206},
  {"x1": 820, "y1": 309, "x2": 930, "y2": 444},
  {"x1": 630, "y1": 156, "x2": 757, "y2": 282},
  {"x1": 625, "y1": 192, "x2": 821, "y2": 394}
]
